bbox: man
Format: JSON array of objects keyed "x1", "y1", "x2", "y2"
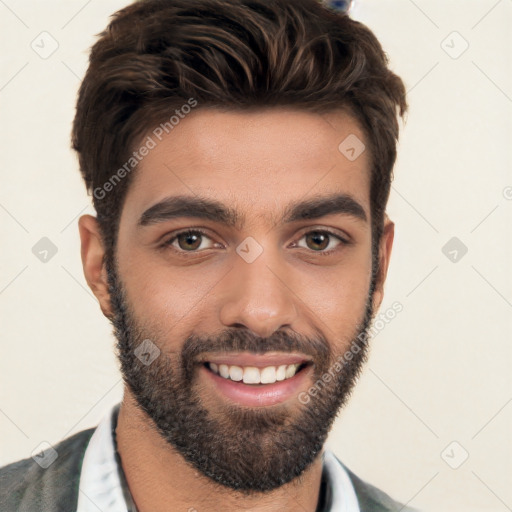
[{"x1": 0, "y1": 0, "x2": 414, "y2": 510}]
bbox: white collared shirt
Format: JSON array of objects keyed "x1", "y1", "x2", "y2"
[{"x1": 77, "y1": 403, "x2": 360, "y2": 512}]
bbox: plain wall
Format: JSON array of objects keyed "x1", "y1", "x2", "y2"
[{"x1": 1, "y1": 1, "x2": 511, "y2": 511}]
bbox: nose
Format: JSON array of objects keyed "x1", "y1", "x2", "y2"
[{"x1": 218, "y1": 249, "x2": 298, "y2": 339}]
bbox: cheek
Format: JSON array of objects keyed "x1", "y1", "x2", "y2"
[
  {"x1": 118, "y1": 249, "x2": 226, "y2": 331},
  {"x1": 299, "y1": 247, "x2": 373, "y2": 336},
  {"x1": 306, "y1": 270, "x2": 370, "y2": 319}
]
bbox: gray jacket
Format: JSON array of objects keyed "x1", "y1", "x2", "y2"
[{"x1": 0, "y1": 428, "x2": 416, "y2": 511}]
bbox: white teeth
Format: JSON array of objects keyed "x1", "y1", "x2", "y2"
[
  {"x1": 219, "y1": 364, "x2": 230, "y2": 379},
  {"x1": 208, "y1": 362, "x2": 303, "y2": 384},
  {"x1": 260, "y1": 366, "x2": 276, "y2": 384},
  {"x1": 242, "y1": 367, "x2": 260, "y2": 384},
  {"x1": 229, "y1": 365, "x2": 243, "y2": 382},
  {"x1": 276, "y1": 365, "x2": 287, "y2": 381},
  {"x1": 285, "y1": 364, "x2": 297, "y2": 379}
]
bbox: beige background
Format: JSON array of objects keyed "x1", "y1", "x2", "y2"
[{"x1": 1, "y1": 1, "x2": 511, "y2": 511}]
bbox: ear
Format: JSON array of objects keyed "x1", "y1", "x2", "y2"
[
  {"x1": 371, "y1": 214, "x2": 395, "y2": 314},
  {"x1": 78, "y1": 214, "x2": 113, "y2": 319}
]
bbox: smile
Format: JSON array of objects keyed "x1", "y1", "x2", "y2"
[
  {"x1": 206, "y1": 361, "x2": 308, "y2": 384},
  {"x1": 199, "y1": 353, "x2": 314, "y2": 407}
]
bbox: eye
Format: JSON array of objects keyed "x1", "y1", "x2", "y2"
[
  {"x1": 161, "y1": 229, "x2": 219, "y2": 253},
  {"x1": 293, "y1": 229, "x2": 349, "y2": 255},
  {"x1": 160, "y1": 228, "x2": 350, "y2": 256}
]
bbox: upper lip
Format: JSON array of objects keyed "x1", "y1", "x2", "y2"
[{"x1": 197, "y1": 352, "x2": 313, "y2": 368}]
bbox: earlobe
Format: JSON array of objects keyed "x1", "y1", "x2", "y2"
[
  {"x1": 372, "y1": 216, "x2": 395, "y2": 314},
  {"x1": 78, "y1": 214, "x2": 113, "y2": 318}
]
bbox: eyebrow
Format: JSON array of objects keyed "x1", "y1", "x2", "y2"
[{"x1": 138, "y1": 192, "x2": 368, "y2": 229}]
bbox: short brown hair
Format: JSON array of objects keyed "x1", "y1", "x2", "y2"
[{"x1": 72, "y1": 0, "x2": 407, "y2": 266}]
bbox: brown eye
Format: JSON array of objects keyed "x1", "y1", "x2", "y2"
[
  {"x1": 305, "y1": 231, "x2": 330, "y2": 251},
  {"x1": 295, "y1": 229, "x2": 348, "y2": 255},
  {"x1": 176, "y1": 231, "x2": 202, "y2": 251},
  {"x1": 162, "y1": 229, "x2": 216, "y2": 253}
]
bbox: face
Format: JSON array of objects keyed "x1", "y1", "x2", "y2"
[{"x1": 84, "y1": 107, "x2": 393, "y2": 493}]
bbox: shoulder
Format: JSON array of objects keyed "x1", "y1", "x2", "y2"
[
  {"x1": 0, "y1": 427, "x2": 96, "y2": 512},
  {"x1": 329, "y1": 452, "x2": 420, "y2": 512}
]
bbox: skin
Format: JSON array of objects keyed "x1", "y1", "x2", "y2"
[{"x1": 79, "y1": 107, "x2": 394, "y2": 512}]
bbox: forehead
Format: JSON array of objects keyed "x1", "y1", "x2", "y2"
[{"x1": 122, "y1": 107, "x2": 371, "y2": 227}]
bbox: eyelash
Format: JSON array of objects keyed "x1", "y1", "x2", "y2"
[{"x1": 160, "y1": 228, "x2": 350, "y2": 257}]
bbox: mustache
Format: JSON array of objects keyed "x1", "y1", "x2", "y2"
[{"x1": 180, "y1": 328, "x2": 332, "y2": 376}]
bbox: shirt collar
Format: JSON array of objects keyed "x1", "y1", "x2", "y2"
[{"x1": 77, "y1": 403, "x2": 360, "y2": 512}]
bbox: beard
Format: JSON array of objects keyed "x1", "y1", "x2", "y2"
[{"x1": 106, "y1": 255, "x2": 378, "y2": 495}]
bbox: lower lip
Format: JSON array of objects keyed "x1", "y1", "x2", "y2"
[{"x1": 201, "y1": 364, "x2": 312, "y2": 407}]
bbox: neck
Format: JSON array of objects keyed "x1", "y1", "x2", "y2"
[{"x1": 115, "y1": 388, "x2": 325, "y2": 512}]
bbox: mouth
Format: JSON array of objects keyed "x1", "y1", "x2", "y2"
[
  {"x1": 198, "y1": 353, "x2": 314, "y2": 407},
  {"x1": 203, "y1": 360, "x2": 311, "y2": 385}
]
